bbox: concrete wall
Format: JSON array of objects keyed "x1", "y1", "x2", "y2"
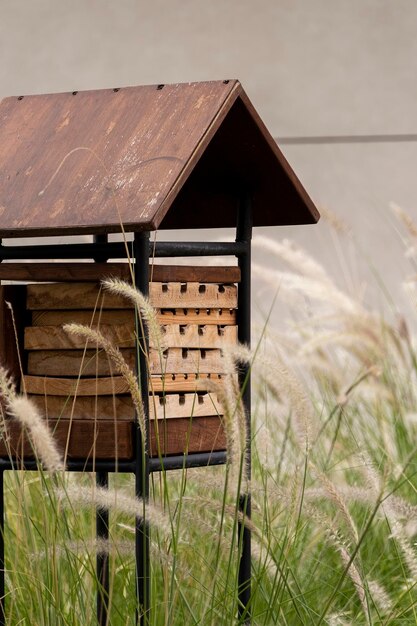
[{"x1": 1, "y1": 0, "x2": 416, "y2": 317}]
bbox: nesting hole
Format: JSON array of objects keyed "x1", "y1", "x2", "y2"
[{"x1": 198, "y1": 285, "x2": 206, "y2": 294}]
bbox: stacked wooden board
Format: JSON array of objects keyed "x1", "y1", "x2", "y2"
[{"x1": 0, "y1": 264, "x2": 239, "y2": 461}]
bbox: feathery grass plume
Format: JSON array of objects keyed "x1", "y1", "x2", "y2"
[
  {"x1": 63, "y1": 323, "x2": 146, "y2": 445},
  {"x1": 58, "y1": 484, "x2": 171, "y2": 537},
  {"x1": 252, "y1": 265, "x2": 363, "y2": 316},
  {"x1": 0, "y1": 366, "x2": 64, "y2": 471},
  {"x1": 390, "y1": 202, "x2": 417, "y2": 238},
  {"x1": 367, "y1": 580, "x2": 392, "y2": 613},
  {"x1": 102, "y1": 277, "x2": 166, "y2": 352},
  {"x1": 253, "y1": 235, "x2": 331, "y2": 284}
]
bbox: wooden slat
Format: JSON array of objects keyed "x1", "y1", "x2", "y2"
[
  {"x1": 149, "y1": 416, "x2": 226, "y2": 457},
  {"x1": 0, "y1": 263, "x2": 240, "y2": 284},
  {"x1": 150, "y1": 348, "x2": 225, "y2": 375},
  {"x1": 23, "y1": 375, "x2": 130, "y2": 396},
  {"x1": 25, "y1": 324, "x2": 135, "y2": 350},
  {"x1": 0, "y1": 420, "x2": 133, "y2": 460},
  {"x1": 26, "y1": 282, "x2": 238, "y2": 310},
  {"x1": 149, "y1": 373, "x2": 223, "y2": 393},
  {"x1": 28, "y1": 392, "x2": 221, "y2": 421},
  {"x1": 0, "y1": 416, "x2": 226, "y2": 459},
  {"x1": 28, "y1": 394, "x2": 134, "y2": 420},
  {"x1": 32, "y1": 308, "x2": 236, "y2": 327},
  {"x1": 23, "y1": 373, "x2": 224, "y2": 395},
  {"x1": 156, "y1": 324, "x2": 237, "y2": 349},
  {"x1": 151, "y1": 393, "x2": 222, "y2": 420},
  {"x1": 27, "y1": 349, "x2": 135, "y2": 377}
]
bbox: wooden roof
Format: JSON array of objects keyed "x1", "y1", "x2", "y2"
[{"x1": 0, "y1": 80, "x2": 319, "y2": 238}]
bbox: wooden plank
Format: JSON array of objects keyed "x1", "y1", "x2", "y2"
[
  {"x1": 151, "y1": 393, "x2": 222, "y2": 420},
  {"x1": 0, "y1": 419, "x2": 133, "y2": 460},
  {"x1": 24, "y1": 373, "x2": 225, "y2": 395},
  {"x1": 23, "y1": 375, "x2": 129, "y2": 396},
  {"x1": 0, "y1": 416, "x2": 225, "y2": 459},
  {"x1": 27, "y1": 349, "x2": 135, "y2": 377},
  {"x1": 28, "y1": 394, "x2": 134, "y2": 420},
  {"x1": 0, "y1": 263, "x2": 240, "y2": 284},
  {"x1": 0, "y1": 285, "x2": 27, "y2": 386},
  {"x1": 149, "y1": 373, "x2": 223, "y2": 393},
  {"x1": 150, "y1": 348, "x2": 225, "y2": 374},
  {"x1": 26, "y1": 282, "x2": 238, "y2": 310},
  {"x1": 149, "y1": 416, "x2": 226, "y2": 457},
  {"x1": 32, "y1": 308, "x2": 236, "y2": 327},
  {"x1": 155, "y1": 324, "x2": 236, "y2": 349},
  {"x1": 28, "y1": 392, "x2": 221, "y2": 421},
  {"x1": 25, "y1": 324, "x2": 135, "y2": 350}
]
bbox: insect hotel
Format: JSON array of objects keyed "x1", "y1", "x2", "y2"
[{"x1": 0, "y1": 80, "x2": 319, "y2": 623}]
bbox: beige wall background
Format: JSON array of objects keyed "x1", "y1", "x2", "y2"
[{"x1": 1, "y1": 0, "x2": 416, "y2": 319}]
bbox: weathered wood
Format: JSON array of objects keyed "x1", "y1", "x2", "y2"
[
  {"x1": 149, "y1": 373, "x2": 223, "y2": 393},
  {"x1": 0, "y1": 263, "x2": 240, "y2": 284},
  {"x1": 24, "y1": 373, "x2": 223, "y2": 396},
  {"x1": 0, "y1": 419, "x2": 133, "y2": 460},
  {"x1": 28, "y1": 394, "x2": 134, "y2": 420},
  {"x1": 24, "y1": 323, "x2": 236, "y2": 351},
  {"x1": 28, "y1": 391, "x2": 221, "y2": 421},
  {"x1": 23, "y1": 375, "x2": 130, "y2": 396},
  {"x1": 27, "y1": 349, "x2": 135, "y2": 377},
  {"x1": 156, "y1": 324, "x2": 237, "y2": 349},
  {"x1": 25, "y1": 324, "x2": 135, "y2": 350},
  {"x1": 150, "y1": 393, "x2": 222, "y2": 420},
  {"x1": 0, "y1": 285, "x2": 27, "y2": 385},
  {"x1": 150, "y1": 348, "x2": 225, "y2": 374},
  {"x1": 0, "y1": 416, "x2": 226, "y2": 459},
  {"x1": 149, "y1": 416, "x2": 226, "y2": 457},
  {"x1": 32, "y1": 308, "x2": 236, "y2": 327},
  {"x1": 27, "y1": 282, "x2": 238, "y2": 310}
]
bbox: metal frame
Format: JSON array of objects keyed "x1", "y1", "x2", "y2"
[{"x1": 0, "y1": 193, "x2": 253, "y2": 624}]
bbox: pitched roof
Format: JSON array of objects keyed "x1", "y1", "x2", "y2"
[{"x1": 0, "y1": 80, "x2": 319, "y2": 238}]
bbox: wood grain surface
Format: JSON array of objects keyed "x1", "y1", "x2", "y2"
[
  {"x1": 0, "y1": 263, "x2": 240, "y2": 284},
  {"x1": 26, "y1": 282, "x2": 238, "y2": 310},
  {"x1": 28, "y1": 393, "x2": 135, "y2": 420}
]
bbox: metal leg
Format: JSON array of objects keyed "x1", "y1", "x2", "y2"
[
  {"x1": 133, "y1": 232, "x2": 150, "y2": 625},
  {"x1": 0, "y1": 470, "x2": 4, "y2": 626},
  {"x1": 96, "y1": 471, "x2": 109, "y2": 626},
  {"x1": 236, "y1": 194, "x2": 253, "y2": 624}
]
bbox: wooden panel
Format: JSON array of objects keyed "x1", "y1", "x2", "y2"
[
  {"x1": 32, "y1": 308, "x2": 236, "y2": 327},
  {"x1": 28, "y1": 394, "x2": 134, "y2": 420},
  {"x1": 0, "y1": 263, "x2": 240, "y2": 284},
  {"x1": 0, "y1": 420, "x2": 133, "y2": 460},
  {"x1": 28, "y1": 392, "x2": 221, "y2": 421},
  {"x1": 150, "y1": 348, "x2": 225, "y2": 374},
  {"x1": 156, "y1": 324, "x2": 236, "y2": 349},
  {"x1": 27, "y1": 349, "x2": 135, "y2": 377},
  {"x1": 24, "y1": 375, "x2": 129, "y2": 396},
  {"x1": 0, "y1": 285, "x2": 27, "y2": 385},
  {"x1": 149, "y1": 416, "x2": 226, "y2": 457},
  {"x1": 27, "y1": 282, "x2": 238, "y2": 310},
  {"x1": 149, "y1": 373, "x2": 223, "y2": 393},
  {"x1": 25, "y1": 324, "x2": 134, "y2": 350},
  {"x1": 0, "y1": 416, "x2": 225, "y2": 459},
  {"x1": 0, "y1": 81, "x2": 239, "y2": 237},
  {"x1": 151, "y1": 393, "x2": 222, "y2": 420},
  {"x1": 158, "y1": 308, "x2": 236, "y2": 325}
]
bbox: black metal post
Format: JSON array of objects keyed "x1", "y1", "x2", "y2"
[
  {"x1": 93, "y1": 234, "x2": 110, "y2": 626},
  {"x1": 236, "y1": 193, "x2": 252, "y2": 624},
  {"x1": 0, "y1": 470, "x2": 4, "y2": 626},
  {"x1": 96, "y1": 471, "x2": 109, "y2": 626},
  {"x1": 133, "y1": 232, "x2": 150, "y2": 625}
]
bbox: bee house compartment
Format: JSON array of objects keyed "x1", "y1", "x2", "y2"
[{"x1": 0, "y1": 264, "x2": 240, "y2": 461}]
